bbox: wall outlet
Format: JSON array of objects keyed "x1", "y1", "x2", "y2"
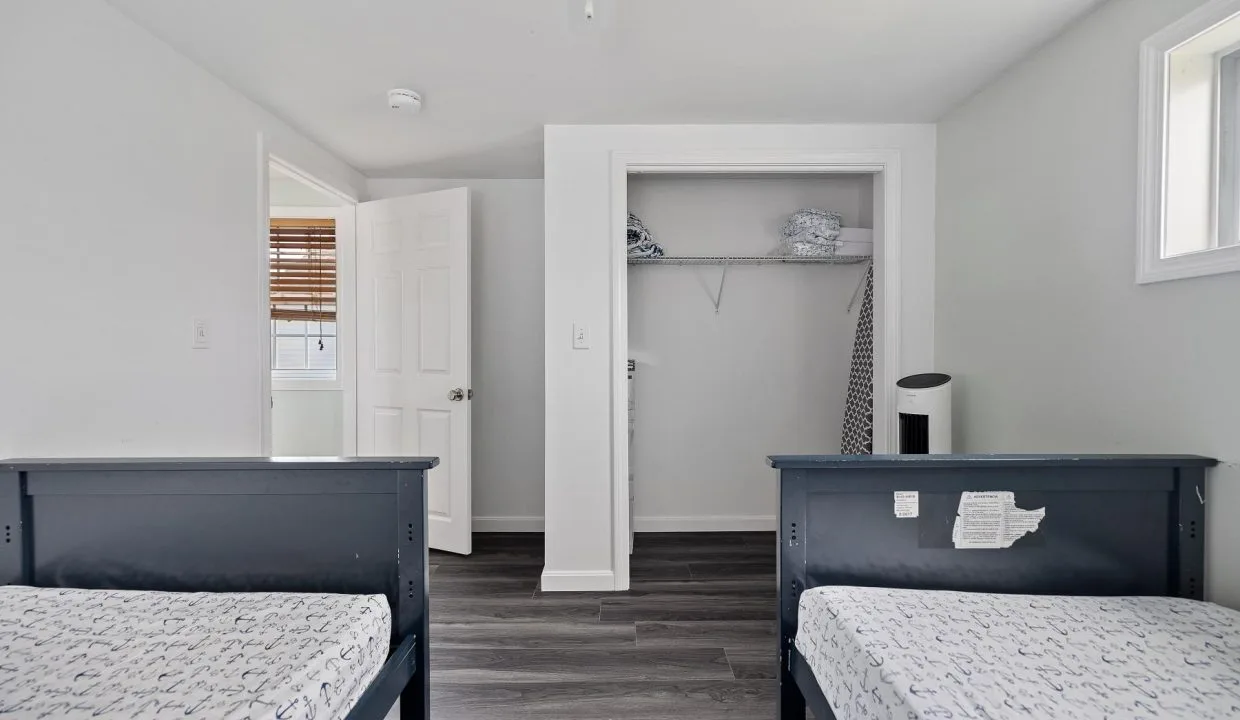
[
  {"x1": 192, "y1": 318, "x2": 209, "y2": 349},
  {"x1": 573, "y1": 322, "x2": 590, "y2": 350}
]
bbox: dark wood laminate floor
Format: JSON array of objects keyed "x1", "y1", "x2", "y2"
[{"x1": 429, "y1": 532, "x2": 779, "y2": 719}]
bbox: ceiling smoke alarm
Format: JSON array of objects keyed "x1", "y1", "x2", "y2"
[{"x1": 387, "y1": 89, "x2": 423, "y2": 114}]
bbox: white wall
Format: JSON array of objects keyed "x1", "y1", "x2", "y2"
[
  {"x1": 270, "y1": 176, "x2": 344, "y2": 207},
  {"x1": 936, "y1": 0, "x2": 1240, "y2": 606},
  {"x1": 366, "y1": 179, "x2": 545, "y2": 528},
  {"x1": 271, "y1": 389, "x2": 343, "y2": 456},
  {"x1": 627, "y1": 175, "x2": 873, "y2": 530},
  {"x1": 0, "y1": 0, "x2": 363, "y2": 459},
  {"x1": 544, "y1": 125, "x2": 936, "y2": 590}
]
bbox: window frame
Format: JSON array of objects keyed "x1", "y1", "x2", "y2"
[
  {"x1": 272, "y1": 318, "x2": 337, "y2": 383},
  {"x1": 1138, "y1": 0, "x2": 1240, "y2": 284},
  {"x1": 269, "y1": 206, "x2": 343, "y2": 390}
]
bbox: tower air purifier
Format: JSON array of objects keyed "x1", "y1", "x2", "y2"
[{"x1": 896, "y1": 373, "x2": 952, "y2": 454}]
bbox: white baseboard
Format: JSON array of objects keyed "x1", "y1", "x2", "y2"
[
  {"x1": 540, "y1": 569, "x2": 615, "y2": 592},
  {"x1": 633, "y1": 515, "x2": 776, "y2": 532},
  {"x1": 472, "y1": 516, "x2": 544, "y2": 532}
]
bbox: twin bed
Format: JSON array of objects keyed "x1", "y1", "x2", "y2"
[
  {"x1": 770, "y1": 454, "x2": 1229, "y2": 720},
  {"x1": 3, "y1": 454, "x2": 1233, "y2": 720},
  {"x1": 0, "y1": 457, "x2": 434, "y2": 720}
]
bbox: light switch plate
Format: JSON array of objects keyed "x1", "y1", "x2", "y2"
[
  {"x1": 572, "y1": 322, "x2": 590, "y2": 350},
  {"x1": 192, "y1": 318, "x2": 209, "y2": 349}
]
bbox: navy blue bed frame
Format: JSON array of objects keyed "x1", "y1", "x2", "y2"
[
  {"x1": 0, "y1": 457, "x2": 437, "y2": 720},
  {"x1": 768, "y1": 454, "x2": 1218, "y2": 720}
]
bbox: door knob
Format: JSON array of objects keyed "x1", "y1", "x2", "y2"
[{"x1": 448, "y1": 388, "x2": 465, "y2": 401}]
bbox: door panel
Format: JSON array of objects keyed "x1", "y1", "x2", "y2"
[
  {"x1": 418, "y1": 267, "x2": 452, "y2": 373},
  {"x1": 357, "y1": 188, "x2": 471, "y2": 554}
]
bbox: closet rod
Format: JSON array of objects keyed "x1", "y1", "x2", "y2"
[{"x1": 628, "y1": 255, "x2": 869, "y2": 266}]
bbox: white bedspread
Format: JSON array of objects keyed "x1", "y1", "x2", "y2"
[
  {"x1": 796, "y1": 586, "x2": 1240, "y2": 720},
  {"x1": 0, "y1": 586, "x2": 391, "y2": 720}
]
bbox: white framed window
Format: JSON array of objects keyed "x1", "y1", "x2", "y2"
[
  {"x1": 272, "y1": 319, "x2": 337, "y2": 381},
  {"x1": 1139, "y1": 0, "x2": 1240, "y2": 283},
  {"x1": 270, "y1": 208, "x2": 338, "y2": 384}
]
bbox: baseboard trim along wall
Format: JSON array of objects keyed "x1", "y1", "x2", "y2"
[
  {"x1": 473, "y1": 516, "x2": 545, "y2": 532},
  {"x1": 633, "y1": 515, "x2": 777, "y2": 532},
  {"x1": 540, "y1": 570, "x2": 616, "y2": 592}
]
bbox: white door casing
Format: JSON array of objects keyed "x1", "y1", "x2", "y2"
[{"x1": 356, "y1": 188, "x2": 472, "y2": 555}]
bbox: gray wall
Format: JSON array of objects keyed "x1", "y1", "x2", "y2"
[
  {"x1": 367, "y1": 179, "x2": 545, "y2": 529},
  {"x1": 935, "y1": 0, "x2": 1240, "y2": 606},
  {"x1": 627, "y1": 175, "x2": 873, "y2": 529}
]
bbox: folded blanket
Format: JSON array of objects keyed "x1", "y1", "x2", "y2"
[
  {"x1": 782, "y1": 240, "x2": 840, "y2": 257},
  {"x1": 627, "y1": 213, "x2": 665, "y2": 258},
  {"x1": 781, "y1": 209, "x2": 842, "y2": 247}
]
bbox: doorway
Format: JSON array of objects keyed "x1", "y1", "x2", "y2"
[
  {"x1": 626, "y1": 172, "x2": 874, "y2": 536},
  {"x1": 262, "y1": 158, "x2": 358, "y2": 457},
  {"x1": 609, "y1": 153, "x2": 904, "y2": 590}
]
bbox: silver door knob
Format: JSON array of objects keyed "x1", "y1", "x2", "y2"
[{"x1": 448, "y1": 388, "x2": 465, "y2": 401}]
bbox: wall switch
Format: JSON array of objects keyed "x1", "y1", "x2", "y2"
[
  {"x1": 572, "y1": 322, "x2": 590, "y2": 350},
  {"x1": 192, "y1": 318, "x2": 210, "y2": 349}
]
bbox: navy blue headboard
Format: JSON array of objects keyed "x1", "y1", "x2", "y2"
[
  {"x1": 768, "y1": 453, "x2": 1217, "y2": 720},
  {"x1": 770, "y1": 454, "x2": 1215, "y2": 601}
]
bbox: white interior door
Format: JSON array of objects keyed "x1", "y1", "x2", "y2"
[{"x1": 356, "y1": 188, "x2": 472, "y2": 555}]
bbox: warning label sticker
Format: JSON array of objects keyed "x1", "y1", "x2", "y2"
[
  {"x1": 894, "y1": 491, "x2": 919, "y2": 518},
  {"x1": 951, "y1": 491, "x2": 1045, "y2": 549}
]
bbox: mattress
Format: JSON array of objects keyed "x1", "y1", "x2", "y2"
[
  {"x1": 0, "y1": 586, "x2": 391, "y2": 720},
  {"x1": 796, "y1": 586, "x2": 1240, "y2": 720}
]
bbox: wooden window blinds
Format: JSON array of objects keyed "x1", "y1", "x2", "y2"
[{"x1": 270, "y1": 217, "x2": 336, "y2": 322}]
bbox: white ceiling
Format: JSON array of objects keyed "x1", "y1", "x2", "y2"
[{"x1": 107, "y1": 0, "x2": 1103, "y2": 178}]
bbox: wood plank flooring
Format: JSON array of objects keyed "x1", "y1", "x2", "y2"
[{"x1": 429, "y1": 532, "x2": 779, "y2": 719}]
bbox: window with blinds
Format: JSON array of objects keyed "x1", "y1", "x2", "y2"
[
  {"x1": 271, "y1": 218, "x2": 336, "y2": 322},
  {"x1": 270, "y1": 217, "x2": 337, "y2": 380}
]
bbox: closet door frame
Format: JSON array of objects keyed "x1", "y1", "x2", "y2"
[{"x1": 608, "y1": 151, "x2": 903, "y2": 590}]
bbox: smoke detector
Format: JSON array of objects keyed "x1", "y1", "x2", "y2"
[{"x1": 387, "y1": 89, "x2": 423, "y2": 114}]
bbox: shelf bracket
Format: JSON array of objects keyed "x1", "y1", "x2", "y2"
[
  {"x1": 699, "y1": 263, "x2": 729, "y2": 314},
  {"x1": 847, "y1": 259, "x2": 873, "y2": 314}
]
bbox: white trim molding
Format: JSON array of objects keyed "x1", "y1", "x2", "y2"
[
  {"x1": 540, "y1": 570, "x2": 616, "y2": 592},
  {"x1": 271, "y1": 379, "x2": 343, "y2": 392},
  {"x1": 542, "y1": 124, "x2": 935, "y2": 596},
  {"x1": 257, "y1": 135, "x2": 273, "y2": 457},
  {"x1": 633, "y1": 515, "x2": 777, "y2": 533},
  {"x1": 1138, "y1": 0, "x2": 1240, "y2": 284}
]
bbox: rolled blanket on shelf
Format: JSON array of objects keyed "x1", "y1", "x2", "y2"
[
  {"x1": 783, "y1": 240, "x2": 838, "y2": 257},
  {"x1": 780, "y1": 209, "x2": 842, "y2": 249},
  {"x1": 627, "y1": 213, "x2": 665, "y2": 258}
]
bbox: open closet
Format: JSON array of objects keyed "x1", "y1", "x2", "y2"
[{"x1": 625, "y1": 172, "x2": 877, "y2": 540}]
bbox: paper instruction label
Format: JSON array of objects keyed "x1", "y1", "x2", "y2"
[
  {"x1": 951, "y1": 491, "x2": 1045, "y2": 549},
  {"x1": 894, "y1": 491, "x2": 919, "y2": 518}
]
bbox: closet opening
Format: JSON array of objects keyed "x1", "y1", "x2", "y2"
[{"x1": 611, "y1": 161, "x2": 898, "y2": 590}]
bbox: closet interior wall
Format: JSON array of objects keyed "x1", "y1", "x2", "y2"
[{"x1": 627, "y1": 173, "x2": 873, "y2": 531}]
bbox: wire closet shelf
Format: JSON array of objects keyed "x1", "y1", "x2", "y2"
[{"x1": 627, "y1": 254, "x2": 869, "y2": 266}]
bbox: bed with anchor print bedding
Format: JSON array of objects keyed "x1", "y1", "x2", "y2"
[
  {"x1": 795, "y1": 585, "x2": 1240, "y2": 720},
  {"x1": 0, "y1": 586, "x2": 390, "y2": 720}
]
